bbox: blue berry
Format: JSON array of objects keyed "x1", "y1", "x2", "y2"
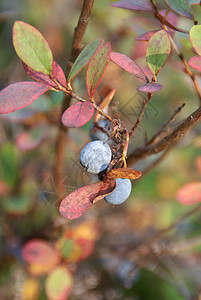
[
  {"x1": 105, "y1": 178, "x2": 131, "y2": 205},
  {"x1": 79, "y1": 140, "x2": 112, "y2": 174}
]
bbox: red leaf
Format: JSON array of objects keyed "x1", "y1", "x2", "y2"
[
  {"x1": 61, "y1": 101, "x2": 94, "y2": 128},
  {"x1": 137, "y1": 83, "x2": 163, "y2": 93},
  {"x1": 112, "y1": 0, "x2": 153, "y2": 12},
  {"x1": 86, "y1": 43, "x2": 111, "y2": 98},
  {"x1": 22, "y1": 239, "x2": 60, "y2": 266},
  {"x1": 176, "y1": 182, "x2": 201, "y2": 205},
  {"x1": 111, "y1": 52, "x2": 149, "y2": 82},
  {"x1": 188, "y1": 56, "x2": 201, "y2": 72},
  {"x1": 51, "y1": 61, "x2": 67, "y2": 88},
  {"x1": 23, "y1": 61, "x2": 67, "y2": 89},
  {"x1": 136, "y1": 30, "x2": 159, "y2": 42},
  {"x1": 0, "y1": 82, "x2": 50, "y2": 114},
  {"x1": 107, "y1": 168, "x2": 142, "y2": 180},
  {"x1": 16, "y1": 125, "x2": 47, "y2": 151},
  {"x1": 59, "y1": 180, "x2": 116, "y2": 219}
]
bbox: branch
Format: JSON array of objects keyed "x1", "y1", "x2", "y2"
[
  {"x1": 127, "y1": 105, "x2": 201, "y2": 166},
  {"x1": 129, "y1": 92, "x2": 153, "y2": 137},
  {"x1": 54, "y1": 0, "x2": 94, "y2": 199}
]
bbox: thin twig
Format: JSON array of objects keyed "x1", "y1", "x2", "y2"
[{"x1": 129, "y1": 93, "x2": 153, "y2": 137}]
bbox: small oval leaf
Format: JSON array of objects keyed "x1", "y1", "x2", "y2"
[
  {"x1": 22, "y1": 239, "x2": 60, "y2": 266},
  {"x1": 107, "y1": 168, "x2": 142, "y2": 180},
  {"x1": 111, "y1": 52, "x2": 149, "y2": 82},
  {"x1": 166, "y1": 0, "x2": 193, "y2": 19},
  {"x1": 68, "y1": 38, "x2": 103, "y2": 81},
  {"x1": 86, "y1": 42, "x2": 111, "y2": 98},
  {"x1": 61, "y1": 101, "x2": 94, "y2": 128},
  {"x1": 13, "y1": 21, "x2": 53, "y2": 74},
  {"x1": 137, "y1": 83, "x2": 163, "y2": 93},
  {"x1": 190, "y1": 25, "x2": 201, "y2": 56},
  {"x1": 45, "y1": 266, "x2": 73, "y2": 300},
  {"x1": 112, "y1": 0, "x2": 153, "y2": 12},
  {"x1": 146, "y1": 30, "x2": 171, "y2": 76},
  {"x1": 176, "y1": 182, "x2": 201, "y2": 205},
  {"x1": 0, "y1": 82, "x2": 50, "y2": 114},
  {"x1": 59, "y1": 180, "x2": 116, "y2": 219},
  {"x1": 188, "y1": 56, "x2": 201, "y2": 72}
]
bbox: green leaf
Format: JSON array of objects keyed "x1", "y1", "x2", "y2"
[
  {"x1": 146, "y1": 30, "x2": 171, "y2": 76},
  {"x1": 190, "y1": 25, "x2": 201, "y2": 56},
  {"x1": 86, "y1": 42, "x2": 111, "y2": 98},
  {"x1": 13, "y1": 21, "x2": 53, "y2": 75},
  {"x1": 45, "y1": 266, "x2": 73, "y2": 300},
  {"x1": 166, "y1": 0, "x2": 193, "y2": 19},
  {"x1": 0, "y1": 143, "x2": 18, "y2": 188},
  {"x1": 3, "y1": 195, "x2": 32, "y2": 215},
  {"x1": 68, "y1": 38, "x2": 103, "y2": 81}
]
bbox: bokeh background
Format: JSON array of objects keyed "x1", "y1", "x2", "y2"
[{"x1": 0, "y1": 0, "x2": 201, "y2": 299}]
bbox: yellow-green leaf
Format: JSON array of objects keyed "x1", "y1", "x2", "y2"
[
  {"x1": 45, "y1": 266, "x2": 73, "y2": 300},
  {"x1": 190, "y1": 25, "x2": 201, "y2": 56},
  {"x1": 13, "y1": 21, "x2": 53, "y2": 75},
  {"x1": 146, "y1": 30, "x2": 171, "y2": 76}
]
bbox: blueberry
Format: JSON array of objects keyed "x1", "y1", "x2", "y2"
[
  {"x1": 79, "y1": 140, "x2": 112, "y2": 174},
  {"x1": 90, "y1": 119, "x2": 110, "y2": 142},
  {"x1": 105, "y1": 178, "x2": 131, "y2": 205}
]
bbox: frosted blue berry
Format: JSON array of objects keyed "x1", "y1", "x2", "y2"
[
  {"x1": 79, "y1": 140, "x2": 112, "y2": 174},
  {"x1": 90, "y1": 119, "x2": 110, "y2": 142},
  {"x1": 105, "y1": 178, "x2": 131, "y2": 205}
]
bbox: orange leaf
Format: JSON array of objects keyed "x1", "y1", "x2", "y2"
[{"x1": 107, "y1": 168, "x2": 142, "y2": 180}]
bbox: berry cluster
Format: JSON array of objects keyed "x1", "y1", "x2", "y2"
[{"x1": 79, "y1": 135, "x2": 132, "y2": 205}]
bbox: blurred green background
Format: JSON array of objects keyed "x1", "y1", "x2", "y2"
[{"x1": 0, "y1": 0, "x2": 201, "y2": 299}]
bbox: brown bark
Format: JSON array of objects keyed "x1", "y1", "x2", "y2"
[
  {"x1": 127, "y1": 105, "x2": 201, "y2": 167},
  {"x1": 54, "y1": 0, "x2": 94, "y2": 199}
]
